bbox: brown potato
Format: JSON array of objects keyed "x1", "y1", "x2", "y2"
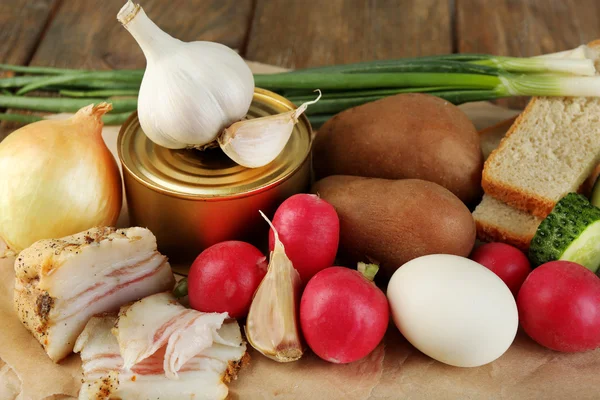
[
  {"x1": 313, "y1": 93, "x2": 483, "y2": 206},
  {"x1": 311, "y1": 176, "x2": 476, "y2": 277}
]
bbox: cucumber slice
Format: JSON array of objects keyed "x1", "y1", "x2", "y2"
[
  {"x1": 591, "y1": 174, "x2": 600, "y2": 208},
  {"x1": 529, "y1": 193, "x2": 600, "y2": 273},
  {"x1": 559, "y1": 221, "x2": 600, "y2": 271}
]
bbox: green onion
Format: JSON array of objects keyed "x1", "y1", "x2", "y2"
[
  {"x1": 16, "y1": 72, "x2": 143, "y2": 95},
  {"x1": 285, "y1": 86, "x2": 467, "y2": 102},
  {"x1": 471, "y1": 56, "x2": 596, "y2": 76},
  {"x1": 0, "y1": 76, "x2": 142, "y2": 90},
  {"x1": 495, "y1": 75, "x2": 600, "y2": 97},
  {"x1": 0, "y1": 76, "x2": 44, "y2": 89},
  {"x1": 59, "y1": 89, "x2": 139, "y2": 98},
  {"x1": 0, "y1": 47, "x2": 597, "y2": 130},
  {"x1": 254, "y1": 73, "x2": 502, "y2": 90},
  {"x1": 429, "y1": 89, "x2": 504, "y2": 104},
  {"x1": 52, "y1": 81, "x2": 142, "y2": 91},
  {"x1": 0, "y1": 95, "x2": 137, "y2": 113},
  {"x1": 288, "y1": 53, "x2": 596, "y2": 76},
  {"x1": 0, "y1": 63, "x2": 144, "y2": 76},
  {"x1": 290, "y1": 89, "x2": 504, "y2": 115},
  {"x1": 286, "y1": 54, "x2": 495, "y2": 74},
  {"x1": 0, "y1": 111, "x2": 133, "y2": 126},
  {"x1": 0, "y1": 113, "x2": 43, "y2": 123},
  {"x1": 290, "y1": 60, "x2": 498, "y2": 75}
]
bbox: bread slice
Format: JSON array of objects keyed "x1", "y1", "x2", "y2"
[
  {"x1": 473, "y1": 195, "x2": 543, "y2": 251},
  {"x1": 479, "y1": 116, "x2": 517, "y2": 161},
  {"x1": 482, "y1": 96, "x2": 600, "y2": 218}
]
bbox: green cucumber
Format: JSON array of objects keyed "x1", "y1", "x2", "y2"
[
  {"x1": 529, "y1": 193, "x2": 600, "y2": 273},
  {"x1": 590, "y1": 174, "x2": 600, "y2": 208}
]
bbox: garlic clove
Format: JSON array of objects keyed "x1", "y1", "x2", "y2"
[
  {"x1": 245, "y1": 211, "x2": 304, "y2": 362},
  {"x1": 218, "y1": 91, "x2": 321, "y2": 168}
]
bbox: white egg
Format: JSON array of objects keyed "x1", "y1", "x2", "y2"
[{"x1": 386, "y1": 254, "x2": 518, "y2": 367}]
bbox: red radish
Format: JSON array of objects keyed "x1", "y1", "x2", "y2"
[
  {"x1": 470, "y1": 243, "x2": 532, "y2": 296},
  {"x1": 269, "y1": 194, "x2": 340, "y2": 283},
  {"x1": 300, "y1": 263, "x2": 389, "y2": 364},
  {"x1": 517, "y1": 260, "x2": 600, "y2": 352},
  {"x1": 188, "y1": 241, "x2": 267, "y2": 318}
]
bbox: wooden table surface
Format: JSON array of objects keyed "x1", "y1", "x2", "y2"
[{"x1": 0, "y1": 0, "x2": 598, "y2": 133}]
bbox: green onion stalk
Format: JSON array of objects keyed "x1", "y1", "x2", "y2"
[{"x1": 0, "y1": 46, "x2": 597, "y2": 128}]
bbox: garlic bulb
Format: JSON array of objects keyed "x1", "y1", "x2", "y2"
[
  {"x1": 117, "y1": 1, "x2": 254, "y2": 149},
  {"x1": 219, "y1": 91, "x2": 321, "y2": 168},
  {"x1": 245, "y1": 211, "x2": 304, "y2": 362},
  {"x1": 0, "y1": 103, "x2": 122, "y2": 252}
]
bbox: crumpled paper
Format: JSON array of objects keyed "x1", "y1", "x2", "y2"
[{"x1": 1, "y1": 61, "x2": 598, "y2": 400}]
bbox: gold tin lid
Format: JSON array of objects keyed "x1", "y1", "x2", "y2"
[{"x1": 118, "y1": 88, "x2": 312, "y2": 199}]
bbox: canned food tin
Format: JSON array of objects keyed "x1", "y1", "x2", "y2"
[{"x1": 118, "y1": 88, "x2": 312, "y2": 268}]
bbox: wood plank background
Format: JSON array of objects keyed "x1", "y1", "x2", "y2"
[{"x1": 1, "y1": 0, "x2": 599, "y2": 139}]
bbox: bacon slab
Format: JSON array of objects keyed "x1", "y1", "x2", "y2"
[
  {"x1": 74, "y1": 297, "x2": 247, "y2": 399},
  {"x1": 14, "y1": 227, "x2": 176, "y2": 362},
  {"x1": 114, "y1": 292, "x2": 240, "y2": 379}
]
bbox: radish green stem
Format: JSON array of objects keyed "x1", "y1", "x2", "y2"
[
  {"x1": 173, "y1": 278, "x2": 188, "y2": 298},
  {"x1": 357, "y1": 262, "x2": 379, "y2": 281}
]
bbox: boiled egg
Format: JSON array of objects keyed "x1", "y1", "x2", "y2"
[{"x1": 387, "y1": 254, "x2": 518, "y2": 367}]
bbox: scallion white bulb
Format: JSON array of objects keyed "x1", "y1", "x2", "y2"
[{"x1": 117, "y1": 1, "x2": 254, "y2": 149}]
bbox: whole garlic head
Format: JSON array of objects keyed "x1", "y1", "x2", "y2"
[{"x1": 118, "y1": 1, "x2": 254, "y2": 149}]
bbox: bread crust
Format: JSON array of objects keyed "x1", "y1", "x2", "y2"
[
  {"x1": 482, "y1": 97, "x2": 557, "y2": 217},
  {"x1": 482, "y1": 40, "x2": 600, "y2": 217},
  {"x1": 475, "y1": 219, "x2": 534, "y2": 251}
]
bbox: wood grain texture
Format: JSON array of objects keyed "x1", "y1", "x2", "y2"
[
  {"x1": 245, "y1": 0, "x2": 452, "y2": 68},
  {"x1": 0, "y1": 0, "x2": 58, "y2": 139},
  {"x1": 29, "y1": 0, "x2": 254, "y2": 69},
  {"x1": 0, "y1": 0, "x2": 58, "y2": 67},
  {"x1": 0, "y1": 0, "x2": 253, "y2": 140},
  {"x1": 456, "y1": 0, "x2": 600, "y2": 108}
]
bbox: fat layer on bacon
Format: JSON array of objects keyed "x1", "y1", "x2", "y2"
[
  {"x1": 14, "y1": 227, "x2": 176, "y2": 362},
  {"x1": 114, "y1": 292, "x2": 239, "y2": 379},
  {"x1": 74, "y1": 296, "x2": 247, "y2": 400}
]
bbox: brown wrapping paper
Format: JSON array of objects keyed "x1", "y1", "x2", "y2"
[{"x1": 1, "y1": 61, "x2": 598, "y2": 400}]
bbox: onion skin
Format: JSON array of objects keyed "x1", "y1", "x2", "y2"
[
  {"x1": 0, "y1": 103, "x2": 122, "y2": 252},
  {"x1": 300, "y1": 266, "x2": 389, "y2": 364}
]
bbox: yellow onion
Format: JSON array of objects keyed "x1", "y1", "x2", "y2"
[{"x1": 0, "y1": 103, "x2": 122, "y2": 252}]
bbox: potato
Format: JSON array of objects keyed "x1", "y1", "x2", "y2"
[
  {"x1": 311, "y1": 176, "x2": 476, "y2": 277},
  {"x1": 313, "y1": 93, "x2": 483, "y2": 205}
]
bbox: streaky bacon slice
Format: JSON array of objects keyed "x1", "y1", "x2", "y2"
[
  {"x1": 14, "y1": 227, "x2": 176, "y2": 362},
  {"x1": 114, "y1": 292, "x2": 240, "y2": 379},
  {"x1": 74, "y1": 309, "x2": 247, "y2": 399}
]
